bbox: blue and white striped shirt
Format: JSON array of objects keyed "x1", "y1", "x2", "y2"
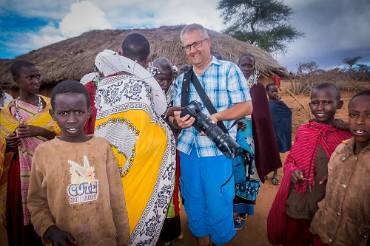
[{"x1": 172, "y1": 56, "x2": 251, "y2": 157}]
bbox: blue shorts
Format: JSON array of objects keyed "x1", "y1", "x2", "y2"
[{"x1": 179, "y1": 148, "x2": 236, "y2": 245}]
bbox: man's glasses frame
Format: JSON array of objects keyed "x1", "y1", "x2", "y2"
[{"x1": 183, "y1": 38, "x2": 208, "y2": 52}]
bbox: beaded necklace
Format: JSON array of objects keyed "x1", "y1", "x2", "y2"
[
  {"x1": 246, "y1": 70, "x2": 260, "y2": 88},
  {"x1": 14, "y1": 95, "x2": 43, "y2": 121}
]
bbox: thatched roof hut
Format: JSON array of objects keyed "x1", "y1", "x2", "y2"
[{"x1": 0, "y1": 25, "x2": 287, "y2": 89}]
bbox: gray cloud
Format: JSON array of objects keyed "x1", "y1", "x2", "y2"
[
  {"x1": 278, "y1": 0, "x2": 370, "y2": 70},
  {"x1": 1, "y1": 0, "x2": 369, "y2": 70},
  {"x1": 0, "y1": 0, "x2": 73, "y2": 19}
]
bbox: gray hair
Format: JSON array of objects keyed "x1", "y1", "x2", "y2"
[
  {"x1": 180, "y1": 23, "x2": 209, "y2": 42},
  {"x1": 238, "y1": 52, "x2": 255, "y2": 65}
]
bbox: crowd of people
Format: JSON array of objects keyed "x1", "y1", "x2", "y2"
[{"x1": 0, "y1": 23, "x2": 369, "y2": 246}]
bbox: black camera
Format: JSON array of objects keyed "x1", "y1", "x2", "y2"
[{"x1": 181, "y1": 101, "x2": 245, "y2": 159}]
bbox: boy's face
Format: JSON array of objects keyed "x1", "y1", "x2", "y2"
[
  {"x1": 309, "y1": 88, "x2": 342, "y2": 124},
  {"x1": 154, "y1": 67, "x2": 173, "y2": 93},
  {"x1": 348, "y1": 95, "x2": 370, "y2": 146},
  {"x1": 51, "y1": 93, "x2": 90, "y2": 142},
  {"x1": 238, "y1": 56, "x2": 255, "y2": 79},
  {"x1": 16, "y1": 66, "x2": 41, "y2": 94},
  {"x1": 267, "y1": 85, "x2": 279, "y2": 100}
]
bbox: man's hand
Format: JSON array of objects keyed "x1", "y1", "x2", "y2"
[
  {"x1": 291, "y1": 169, "x2": 304, "y2": 184},
  {"x1": 208, "y1": 102, "x2": 252, "y2": 122},
  {"x1": 209, "y1": 114, "x2": 219, "y2": 124},
  {"x1": 44, "y1": 225, "x2": 77, "y2": 246},
  {"x1": 173, "y1": 111, "x2": 195, "y2": 129},
  {"x1": 5, "y1": 132, "x2": 20, "y2": 150}
]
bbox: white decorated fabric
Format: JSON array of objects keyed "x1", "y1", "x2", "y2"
[
  {"x1": 95, "y1": 120, "x2": 137, "y2": 176},
  {"x1": 0, "y1": 92, "x2": 13, "y2": 108},
  {"x1": 94, "y1": 74, "x2": 154, "y2": 119},
  {"x1": 94, "y1": 49, "x2": 167, "y2": 115},
  {"x1": 80, "y1": 72, "x2": 99, "y2": 85},
  {"x1": 94, "y1": 66, "x2": 176, "y2": 245}
]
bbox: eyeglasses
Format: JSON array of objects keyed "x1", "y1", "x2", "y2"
[{"x1": 183, "y1": 39, "x2": 208, "y2": 52}]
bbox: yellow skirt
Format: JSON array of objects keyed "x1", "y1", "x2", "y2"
[{"x1": 95, "y1": 109, "x2": 175, "y2": 244}]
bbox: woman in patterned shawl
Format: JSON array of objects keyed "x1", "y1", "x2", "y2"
[
  {"x1": 93, "y1": 43, "x2": 175, "y2": 245},
  {"x1": 0, "y1": 61, "x2": 59, "y2": 245}
]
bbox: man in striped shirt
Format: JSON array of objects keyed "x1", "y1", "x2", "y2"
[{"x1": 171, "y1": 23, "x2": 252, "y2": 245}]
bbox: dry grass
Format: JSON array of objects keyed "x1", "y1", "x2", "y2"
[{"x1": 288, "y1": 70, "x2": 370, "y2": 96}]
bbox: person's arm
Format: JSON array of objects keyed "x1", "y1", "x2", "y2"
[
  {"x1": 5, "y1": 132, "x2": 20, "y2": 151},
  {"x1": 172, "y1": 111, "x2": 195, "y2": 129},
  {"x1": 211, "y1": 101, "x2": 253, "y2": 123},
  {"x1": 172, "y1": 101, "x2": 252, "y2": 128},
  {"x1": 0, "y1": 224, "x2": 8, "y2": 246},
  {"x1": 16, "y1": 123, "x2": 56, "y2": 140},
  {"x1": 216, "y1": 63, "x2": 252, "y2": 123},
  {"x1": 28, "y1": 148, "x2": 76, "y2": 245},
  {"x1": 282, "y1": 129, "x2": 304, "y2": 184},
  {"x1": 43, "y1": 226, "x2": 77, "y2": 246},
  {"x1": 163, "y1": 106, "x2": 182, "y2": 129},
  {"x1": 106, "y1": 143, "x2": 130, "y2": 245},
  {"x1": 27, "y1": 148, "x2": 57, "y2": 238}
]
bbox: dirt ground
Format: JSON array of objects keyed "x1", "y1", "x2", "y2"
[{"x1": 172, "y1": 81, "x2": 361, "y2": 246}]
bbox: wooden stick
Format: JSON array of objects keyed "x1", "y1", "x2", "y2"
[{"x1": 285, "y1": 88, "x2": 311, "y2": 119}]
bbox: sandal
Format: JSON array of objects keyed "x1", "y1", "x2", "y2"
[
  {"x1": 271, "y1": 176, "x2": 280, "y2": 185},
  {"x1": 234, "y1": 214, "x2": 246, "y2": 230}
]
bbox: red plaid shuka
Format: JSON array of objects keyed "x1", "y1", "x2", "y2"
[
  {"x1": 267, "y1": 121, "x2": 351, "y2": 244},
  {"x1": 84, "y1": 81, "x2": 97, "y2": 135}
]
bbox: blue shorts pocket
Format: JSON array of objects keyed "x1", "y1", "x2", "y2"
[{"x1": 221, "y1": 173, "x2": 235, "y2": 203}]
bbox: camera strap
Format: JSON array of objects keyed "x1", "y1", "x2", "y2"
[{"x1": 181, "y1": 69, "x2": 229, "y2": 134}]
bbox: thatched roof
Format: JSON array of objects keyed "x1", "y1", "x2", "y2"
[{"x1": 0, "y1": 25, "x2": 288, "y2": 88}]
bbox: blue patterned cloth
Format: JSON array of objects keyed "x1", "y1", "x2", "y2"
[
  {"x1": 233, "y1": 118, "x2": 254, "y2": 184},
  {"x1": 172, "y1": 56, "x2": 251, "y2": 157},
  {"x1": 233, "y1": 118, "x2": 260, "y2": 203},
  {"x1": 233, "y1": 117, "x2": 260, "y2": 230},
  {"x1": 235, "y1": 118, "x2": 255, "y2": 158}
]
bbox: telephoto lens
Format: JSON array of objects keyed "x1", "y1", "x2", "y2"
[{"x1": 181, "y1": 101, "x2": 243, "y2": 159}]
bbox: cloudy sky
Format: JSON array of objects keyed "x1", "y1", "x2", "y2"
[{"x1": 1, "y1": 0, "x2": 369, "y2": 71}]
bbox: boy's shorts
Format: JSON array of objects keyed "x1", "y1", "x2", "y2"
[{"x1": 179, "y1": 148, "x2": 236, "y2": 245}]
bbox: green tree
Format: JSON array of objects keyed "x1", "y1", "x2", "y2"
[
  {"x1": 297, "y1": 61, "x2": 319, "y2": 75},
  {"x1": 343, "y1": 56, "x2": 362, "y2": 69},
  {"x1": 357, "y1": 63, "x2": 370, "y2": 72},
  {"x1": 218, "y1": 0, "x2": 302, "y2": 53}
]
